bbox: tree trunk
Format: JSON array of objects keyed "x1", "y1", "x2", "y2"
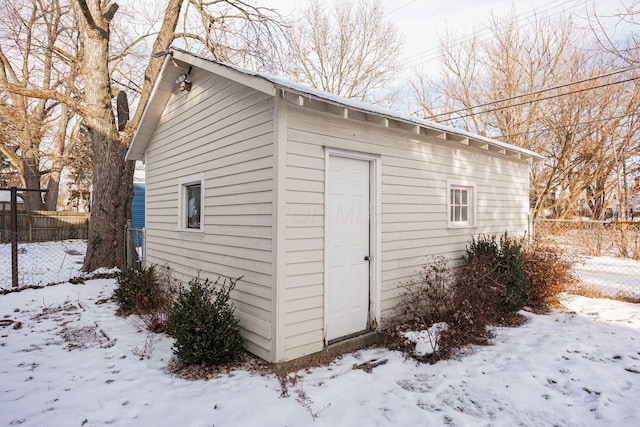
[
  {"x1": 75, "y1": 0, "x2": 184, "y2": 271},
  {"x1": 21, "y1": 157, "x2": 43, "y2": 211},
  {"x1": 83, "y1": 131, "x2": 135, "y2": 271},
  {"x1": 45, "y1": 163, "x2": 62, "y2": 211},
  {"x1": 45, "y1": 107, "x2": 71, "y2": 210},
  {"x1": 75, "y1": 0, "x2": 132, "y2": 271}
]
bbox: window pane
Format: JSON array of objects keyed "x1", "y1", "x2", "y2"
[
  {"x1": 460, "y1": 189, "x2": 468, "y2": 206},
  {"x1": 449, "y1": 185, "x2": 473, "y2": 225},
  {"x1": 186, "y1": 184, "x2": 201, "y2": 229}
]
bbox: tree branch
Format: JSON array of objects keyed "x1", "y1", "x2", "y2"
[
  {"x1": 102, "y1": 3, "x2": 118, "y2": 21},
  {"x1": 3, "y1": 83, "x2": 88, "y2": 121}
]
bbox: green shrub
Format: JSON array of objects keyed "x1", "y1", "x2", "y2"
[
  {"x1": 497, "y1": 233, "x2": 529, "y2": 314},
  {"x1": 168, "y1": 276, "x2": 244, "y2": 366},
  {"x1": 113, "y1": 265, "x2": 167, "y2": 315},
  {"x1": 463, "y1": 233, "x2": 529, "y2": 318}
]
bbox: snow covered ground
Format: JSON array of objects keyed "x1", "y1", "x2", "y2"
[
  {"x1": 575, "y1": 256, "x2": 640, "y2": 299},
  {"x1": 3, "y1": 240, "x2": 640, "y2": 300},
  {"x1": 0, "y1": 240, "x2": 86, "y2": 289},
  {"x1": 1, "y1": 278, "x2": 639, "y2": 426}
]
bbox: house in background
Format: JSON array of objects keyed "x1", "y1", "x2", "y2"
[
  {"x1": 126, "y1": 48, "x2": 544, "y2": 364},
  {"x1": 0, "y1": 190, "x2": 24, "y2": 211},
  {"x1": 132, "y1": 167, "x2": 146, "y2": 230}
]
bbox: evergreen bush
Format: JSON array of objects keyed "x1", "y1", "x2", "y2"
[
  {"x1": 168, "y1": 276, "x2": 244, "y2": 366},
  {"x1": 113, "y1": 265, "x2": 166, "y2": 315},
  {"x1": 463, "y1": 232, "x2": 529, "y2": 318}
]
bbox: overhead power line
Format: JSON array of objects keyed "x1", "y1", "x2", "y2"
[
  {"x1": 424, "y1": 64, "x2": 640, "y2": 120},
  {"x1": 385, "y1": 0, "x2": 417, "y2": 17},
  {"x1": 436, "y1": 75, "x2": 640, "y2": 123},
  {"x1": 402, "y1": 0, "x2": 588, "y2": 69},
  {"x1": 496, "y1": 112, "x2": 639, "y2": 138}
]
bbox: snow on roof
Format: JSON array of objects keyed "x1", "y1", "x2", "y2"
[{"x1": 127, "y1": 48, "x2": 545, "y2": 163}]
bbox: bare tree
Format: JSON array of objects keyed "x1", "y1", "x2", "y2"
[
  {"x1": 0, "y1": 112, "x2": 21, "y2": 187},
  {"x1": 589, "y1": 0, "x2": 639, "y2": 67},
  {"x1": 284, "y1": 0, "x2": 403, "y2": 103},
  {"x1": 412, "y1": 10, "x2": 640, "y2": 219},
  {"x1": 2, "y1": 0, "x2": 283, "y2": 270},
  {"x1": 0, "y1": 0, "x2": 79, "y2": 210},
  {"x1": 588, "y1": 0, "x2": 640, "y2": 218},
  {"x1": 174, "y1": 0, "x2": 283, "y2": 71},
  {"x1": 82, "y1": 0, "x2": 281, "y2": 270}
]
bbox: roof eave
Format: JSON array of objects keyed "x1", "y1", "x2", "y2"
[
  {"x1": 126, "y1": 49, "x2": 544, "y2": 164},
  {"x1": 276, "y1": 87, "x2": 545, "y2": 163},
  {"x1": 125, "y1": 49, "x2": 277, "y2": 162},
  {"x1": 126, "y1": 54, "x2": 189, "y2": 161}
]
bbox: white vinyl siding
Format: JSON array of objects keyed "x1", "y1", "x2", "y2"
[
  {"x1": 282, "y1": 104, "x2": 530, "y2": 357},
  {"x1": 283, "y1": 139, "x2": 326, "y2": 360},
  {"x1": 143, "y1": 70, "x2": 275, "y2": 360}
]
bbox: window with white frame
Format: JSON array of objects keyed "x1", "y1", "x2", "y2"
[
  {"x1": 178, "y1": 174, "x2": 204, "y2": 231},
  {"x1": 447, "y1": 180, "x2": 476, "y2": 227}
]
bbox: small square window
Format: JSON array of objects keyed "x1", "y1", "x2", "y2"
[
  {"x1": 178, "y1": 174, "x2": 204, "y2": 232},
  {"x1": 186, "y1": 184, "x2": 201, "y2": 229},
  {"x1": 447, "y1": 180, "x2": 476, "y2": 228}
]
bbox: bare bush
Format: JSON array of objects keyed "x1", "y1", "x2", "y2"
[
  {"x1": 523, "y1": 242, "x2": 578, "y2": 312},
  {"x1": 131, "y1": 334, "x2": 155, "y2": 360},
  {"x1": 113, "y1": 264, "x2": 177, "y2": 333},
  {"x1": 385, "y1": 256, "x2": 496, "y2": 363},
  {"x1": 393, "y1": 256, "x2": 454, "y2": 330}
]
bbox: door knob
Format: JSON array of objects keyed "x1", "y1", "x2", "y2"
[{"x1": 364, "y1": 255, "x2": 370, "y2": 261}]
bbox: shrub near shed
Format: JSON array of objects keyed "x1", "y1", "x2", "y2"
[
  {"x1": 113, "y1": 265, "x2": 165, "y2": 315},
  {"x1": 168, "y1": 276, "x2": 244, "y2": 366},
  {"x1": 462, "y1": 233, "x2": 529, "y2": 319}
]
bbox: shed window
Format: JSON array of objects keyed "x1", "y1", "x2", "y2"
[
  {"x1": 186, "y1": 184, "x2": 201, "y2": 229},
  {"x1": 447, "y1": 180, "x2": 476, "y2": 228},
  {"x1": 178, "y1": 174, "x2": 204, "y2": 232}
]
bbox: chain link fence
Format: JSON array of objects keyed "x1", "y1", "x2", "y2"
[
  {"x1": 533, "y1": 219, "x2": 640, "y2": 301},
  {"x1": 0, "y1": 231, "x2": 87, "y2": 290},
  {"x1": 126, "y1": 224, "x2": 144, "y2": 268},
  {"x1": 1, "y1": 216, "x2": 144, "y2": 291}
]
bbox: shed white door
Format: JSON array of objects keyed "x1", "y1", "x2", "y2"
[{"x1": 326, "y1": 155, "x2": 370, "y2": 341}]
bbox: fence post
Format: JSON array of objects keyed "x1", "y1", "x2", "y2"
[
  {"x1": 126, "y1": 219, "x2": 132, "y2": 268},
  {"x1": 11, "y1": 187, "x2": 18, "y2": 288}
]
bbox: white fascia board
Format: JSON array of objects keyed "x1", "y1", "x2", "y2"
[{"x1": 171, "y1": 50, "x2": 276, "y2": 96}]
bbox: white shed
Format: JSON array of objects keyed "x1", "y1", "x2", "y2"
[{"x1": 126, "y1": 48, "x2": 544, "y2": 364}]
